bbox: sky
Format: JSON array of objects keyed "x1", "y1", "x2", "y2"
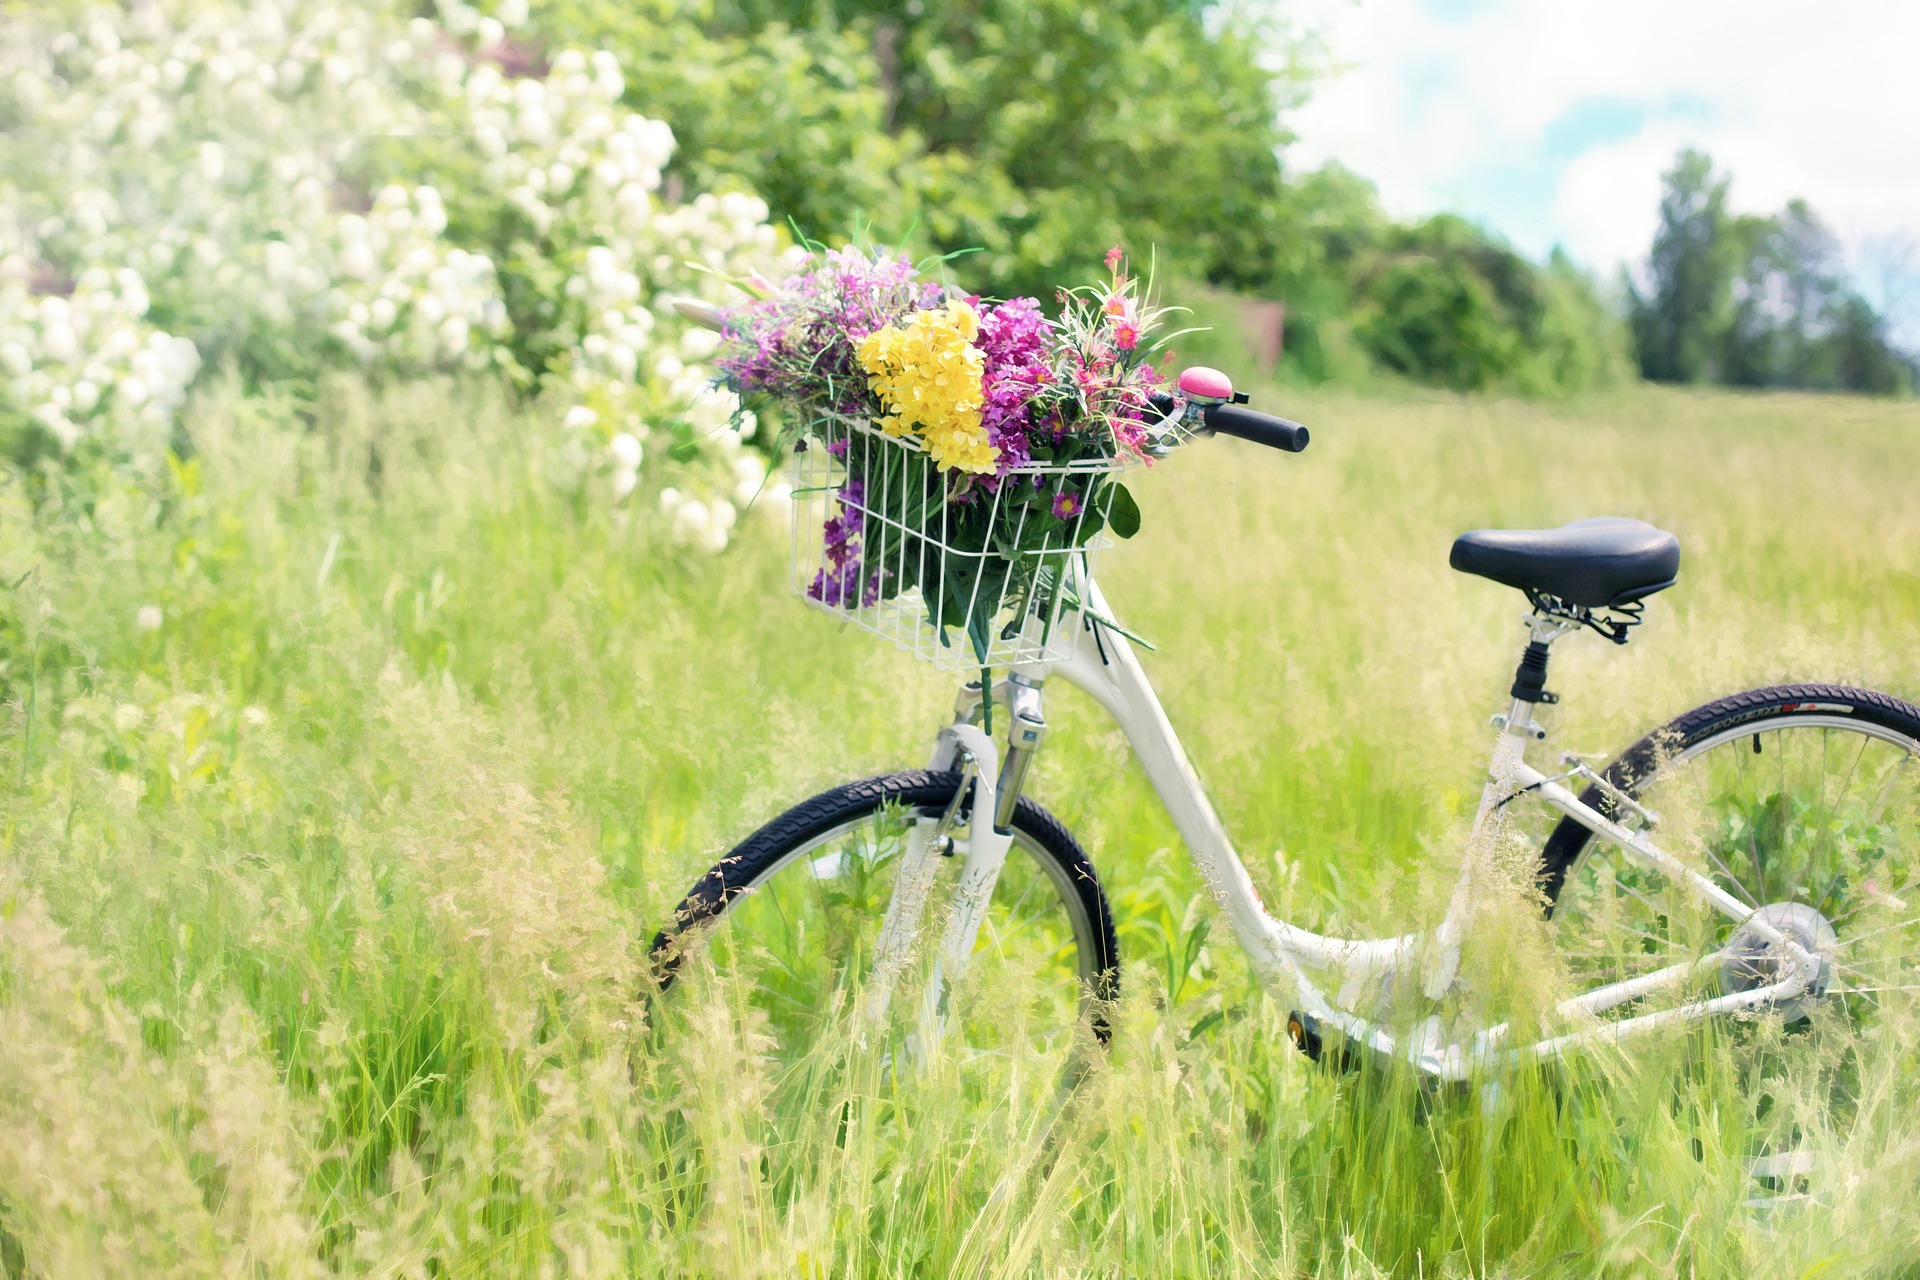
[{"x1": 1280, "y1": 0, "x2": 1920, "y2": 339}]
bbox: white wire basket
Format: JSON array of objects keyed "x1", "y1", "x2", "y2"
[{"x1": 789, "y1": 413, "x2": 1133, "y2": 669}]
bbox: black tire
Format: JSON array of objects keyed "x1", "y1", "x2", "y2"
[
  {"x1": 1536, "y1": 683, "x2": 1920, "y2": 1182},
  {"x1": 652, "y1": 769, "x2": 1119, "y2": 1043},
  {"x1": 1539, "y1": 683, "x2": 1920, "y2": 912}
]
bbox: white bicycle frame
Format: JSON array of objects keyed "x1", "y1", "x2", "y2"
[
  {"x1": 873, "y1": 578, "x2": 1825, "y2": 1082},
  {"x1": 656, "y1": 296, "x2": 1825, "y2": 1079}
]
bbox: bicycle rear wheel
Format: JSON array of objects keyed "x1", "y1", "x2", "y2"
[
  {"x1": 1541, "y1": 685, "x2": 1920, "y2": 995},
  {"x1": 1539, "y1": 684, "x2": 1920, "y2": 1182},
  {"x1": 653, "y1": 771, "x2": 1118, "y2": 1073}
]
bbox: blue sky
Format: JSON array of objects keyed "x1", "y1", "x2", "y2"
[{"x1": 1281, "y1": 0, "x2": 1920, "y2": 338}]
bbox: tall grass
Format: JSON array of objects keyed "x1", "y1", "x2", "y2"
[{"x1": 0, "y1": 372, "x2": 1917, "y2": 1275}]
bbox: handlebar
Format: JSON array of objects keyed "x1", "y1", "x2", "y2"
[
  {"x1": 1200, "y1": 401, "x2": 1311, "y2": 453},
  {"x1": 1142, "y1": 390, "x2": 1311, "y2": 454}
]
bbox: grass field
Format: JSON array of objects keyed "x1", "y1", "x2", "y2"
[{"x1": 1, "y1": 373, "x2": 1918, "y2": 1276}]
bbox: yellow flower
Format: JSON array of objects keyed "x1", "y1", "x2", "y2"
[{"x1": 855, "y1": 300, "x2": 996, "y2": 474}]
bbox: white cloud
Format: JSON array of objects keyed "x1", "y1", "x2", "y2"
[
  {"x1": 1282, "y1": 0, "x2": 1920, "y2": 279},
  {"x1": 1551, "y1": 129, "x2": 1689, "y2": 274}
]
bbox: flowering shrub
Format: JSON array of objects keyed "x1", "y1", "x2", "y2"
[
  {"x1": 0, "y1": 261, "x2": 200, "y2": 458},
  {"x1": 0, "y1": 0, "x2": 787, "y2": 549},
  {"x1": 717, "y1": 246, "x2": 1181, "y2": 658},
  {"x1": 323, "y1": 186, "x2": 511, "y2": 369}
]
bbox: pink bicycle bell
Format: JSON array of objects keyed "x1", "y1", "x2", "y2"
[{"x1": 1177, "y1": 365, "x2": 1235, "y2": 405}]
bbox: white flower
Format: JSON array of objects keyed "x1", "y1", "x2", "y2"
[
  {"x1": 0, "y1": 2, "x2": 779, "y2": 484},
  {"x1": 685, "y1": 385, "x2": 741, "y2": 436},
  {"x1": 608, "y1": 431, "x2": 642, "y2": 469},
  {"x1": 700, "y1": 498, "x2": 735, "y2": 553},
  {"x1": 731, "y1": 453, "x2": 767, "y2": 507},
  {"x1": 135, "y1": 604, "x2": 163, "y2": 631},
  {"x1": 437, "y1": 315, "x2": 470, "y2": 355},
  {"x1": 671, "y1": 498, "x2": 709, "y2": 543},
  {"x1": 563, "y1": 405, "x2": 598, "y2": 431}
]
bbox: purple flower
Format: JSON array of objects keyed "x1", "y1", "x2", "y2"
[
  {"x1": 716, "y1": 247, "x2": 946, "y2": 416},
  {"x1": 975, "y1": 297, "x2": 1055, "y2": 478},
  {"x1": 807, "y1": 478, "x2": 884, "y2": 608},
  {"x1": 1051, "y1": 491, "x2": 1083, "y2": 520}
]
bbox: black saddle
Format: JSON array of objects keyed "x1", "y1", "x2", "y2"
[{"x1": 1450, "y1": 517, "x2": 1680, "y2": 609}]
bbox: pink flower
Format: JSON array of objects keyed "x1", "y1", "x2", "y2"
[
  {"x1": 1114, "y1": 322, "x2": 1139, "y2": 352},
  {"x1": 1105, "y1": 245, "x2": 1123, "y2": 272},
  {"x1": 1051, "y1": 491, "x2": 1083, "y2": 519}
]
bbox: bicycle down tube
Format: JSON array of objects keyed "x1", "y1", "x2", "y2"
[{"x1": 887, "y1": 574, "x2": 1821, "y2": 1082}]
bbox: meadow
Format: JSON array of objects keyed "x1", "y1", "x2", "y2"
[{"x1": 2, "y1": 373, "x2": 1918, "y2": 1277}]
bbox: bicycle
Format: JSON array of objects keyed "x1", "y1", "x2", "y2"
[{"x1": 652, "y1": 357, "x2": 1920, "y2": 1169}]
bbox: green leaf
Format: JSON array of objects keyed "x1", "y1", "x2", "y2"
[{"x1": 1106, "y1": 483, "x2": 1141, "y2": 540}]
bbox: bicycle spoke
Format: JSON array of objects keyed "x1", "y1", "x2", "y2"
[
  {"x1": 1817, "y1": 734, "x2": 1869, "y2": 884},
  {"x1": 1721, "y1": 744, "x2": 1767, "y2": 907},
  {"x1": 1554, "y1": 710, "x2": 1920, "y2": 1071},
  {"x1": 1829, "y1": 912, "x2": 1920, "y2": 953},
  {"x1": 677, "y1": 799, "x2": 1100, "y2": 1083}
]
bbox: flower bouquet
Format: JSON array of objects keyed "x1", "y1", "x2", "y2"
[{"x1": 716, "y1": 246, "x2": 1187, "y2": 667}]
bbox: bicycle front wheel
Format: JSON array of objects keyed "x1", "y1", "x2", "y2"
[{"x1": 653, "y1": 771, "x2": 1118, "y2": 1072}]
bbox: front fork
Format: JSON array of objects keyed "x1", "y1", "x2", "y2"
[{"x1": 863, "y1": 674, "x2": 1048, "y2": 1044}]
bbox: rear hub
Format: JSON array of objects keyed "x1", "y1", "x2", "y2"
[{"x1": 1721, "y1": 902, "x2": 1837, "y2": 1021}]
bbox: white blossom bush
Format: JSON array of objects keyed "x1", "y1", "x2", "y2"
[
  {"x1": 450, "y1": 45, "x2": 795, "y2": 545},
  {"x1": 0, "y1": 257, "x2": 200, "y2": 458},
  {"x1": 321, "y1": 185, "x2": 511, "y2": 369},
  {"x1": 0, "y1": 0, "x2": 785, "y2": 549}
]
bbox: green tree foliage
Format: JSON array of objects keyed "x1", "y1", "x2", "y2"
[
  {"x1": 531, "y1": 0, "x2": 1626, "y2": 396},
  {"x1": 1352, "y1": 215, "x2": 1539, "y2": 391},
  {"x1": 1346, "y1": 216, "x2": 1627, "y2": 394},
  {"x1": 1629, "y1": 149, "x2": 1734, "y2": 384},
  {"x1": 534, "y1": 0, "x2": 1305, "y2": 298},
  {"x1": 1630, "y1": 150, "x2": 1914, "y2": 394}
]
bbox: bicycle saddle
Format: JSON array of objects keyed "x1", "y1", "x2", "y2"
[{"x1": 1450, "y1": 517, "x2": 1680, "y2": 608}]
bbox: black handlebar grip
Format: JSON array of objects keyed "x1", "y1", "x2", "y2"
[{"x1": 1202, "y1": 402, "x2": 1311, "y2": 453}]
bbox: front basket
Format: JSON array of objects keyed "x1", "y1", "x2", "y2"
[{"x1": 789, "y1": 414, "x2": 1129, "y2": 669}]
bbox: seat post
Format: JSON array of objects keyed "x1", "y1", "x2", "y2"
[{"x1": 1500, "y1": 614, "x2": 1579, "y2": 738}]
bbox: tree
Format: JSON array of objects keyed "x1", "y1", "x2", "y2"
[
  {"x1": 533, "y1": 0, "x2": 1309, "y2": 300},
  {"x1": 1352, "y1": 215, "x2": 1535, "y2": 391},
  {"x1": 1631, "y1": 150, "x2": 1912, "y2": 395},
  {"x1": 528, "y1": 0, "x2": 1629, "y2": 395},
  {"x1": 1629, "y1": 149, "x2": 1734, "y2": 383},
  {"x1": 1827, "y1": 296, "x2": 1914, "y2": 395}
]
